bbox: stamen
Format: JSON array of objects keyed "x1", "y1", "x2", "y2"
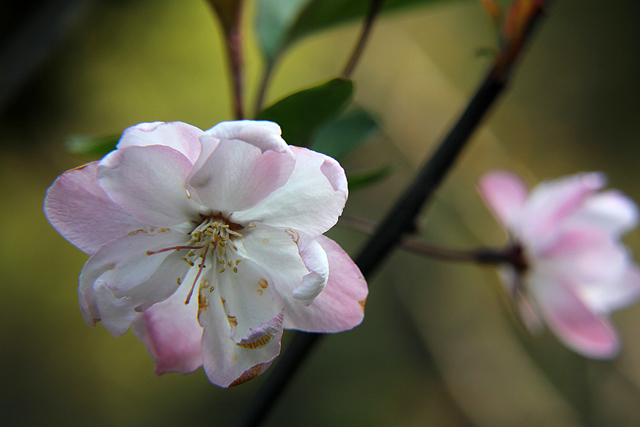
[
  {"x1": 185, "y1": 244, "x2": 209, "y2": 305},
  {"x1": 146, "y1": 245, "x2": 203, "y2": 256}
]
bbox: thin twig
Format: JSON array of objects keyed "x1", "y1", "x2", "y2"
[
  {"x1": 342, "y1": 0, "x2": 385, "y2": 79},
  {"x1": 338, "y1": 215, "x2": 510, "y2": 264},
  {"x1": 226, "y1": 2, "x2": 245, "y2": 120},
  {"x1": 208, "y1": 0, "x2": 246, "y2": 120},
  {"x1": 253, "y1": 59, "x2": 274, "y2": 116}
]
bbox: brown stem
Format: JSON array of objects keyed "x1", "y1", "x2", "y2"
[
  {"x1": 337, "y1": 215, "x2": 514, "y2": 265},
  {"x1": 253, "y1": 58, "x2": 274, "y2": 116},
  {"x1": 342, "y1": 0, "x2": 385, "y2": 79},
  {"x1": 207, "y1": 0, "x2": 246, "y2": 120}
]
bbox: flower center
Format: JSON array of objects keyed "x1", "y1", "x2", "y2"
[{"x1": 147, "y1": 215, "x2": 244, "y2": 305}]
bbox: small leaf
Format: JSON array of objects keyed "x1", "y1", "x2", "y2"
[
  {"x1": 64, "y1": 134, "x2": 120, "y2": 157},
  {"x1": 256, "y1": 78, "x2": 354, "y2": 147},
  {"x1": 311, "y1": 109, "x2": 379, "y2": 159},
  {"x1": 348, "y1": 164, "x2": 395, "y2": 192}
]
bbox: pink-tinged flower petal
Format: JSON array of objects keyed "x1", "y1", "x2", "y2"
[
  {"x1": 204, "y1": 120, "x2": 290, "y2": 153},
  {"x1": 283, "y1": 236, "x2": 368, "y2": 333},
  {"x1": 117, "y1": 121, "x2": 203, "y2": 164},
  {"x1": 569, "y1": 190, "x2": 639, "y2": 236},
  {"x1": 530, "y1": 274, "x2": 619, "y2": 358},
  {"x1": 189, "y1": 139, "x2": 295, "y2": 216},
  {"x1": 93, "y1": 282, "x2": 137, "y2": 337},
  {"x1": 131, "y1": 278, "x2": 203, "y2": 375},
  {"x1": 520, "y1": 172, "x2": 606, "y2": 252},
  {"x1": 237, "y1": 225, "x2": 328, "y2": 306},
  {"x1": 98, "y1": 145, "x2": 203, "y2": 226},
  {"x1": 477, "y1": 170, "x2": 529, "y2": 229},
  {"x1": 199, "y1": 273, "x2": 283, "y2": 387},
  {"x1": 215, "y1": 257, "x2": 284, "y2": 345},
  {"x1": 292, "y1": 234, "x2": 329, "y2": 305},
  {"x1": 79, "y1": 228, "x2": 189, "y2": 329},
  {"x1": 232, "y1": 147, "x2": 348, "y2": 236},
  {"x1": 236, "y1": 224, "x2": 308, "y2": 296},
  {"x1": 540, "y1": 227, "x2": 627, "y2": 283},
  {"x1": 44, "y1": 162, "x2": 149, "y2": 254},
  {"x1": 580, "y1": 265, "x2": 640, "y2": 314}
]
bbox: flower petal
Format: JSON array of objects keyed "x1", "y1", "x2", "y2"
[
  {"x1": 283, "y1": 236, "x2": 368, "y2": 333},
  {"x1": 579, "y1": 264, "x2": 640, "y2": 314},
  {"x1": 117, "y1": 121, "x2": 203, "y2": 164},
  {"x1": 98, "y1": 145, "x2": 202, "y2": 226},
  {"x1": 189, "y1": 139, "x2": 295, "y2": 216},
  {"x1": 44, "y1": 162, "x2": 149, "y2": 254},
  {"x1": 477, "y1": 170, "x2": 528, "y2": 230},
  {"x1": 236, "y1": 225, "x2": 327, "y2": 306},
  {"x1": 198, "y1": 265, "x2": 283, "y2": 387},
  {"x1": 131, "y1": 276, "x2": 203, "y2": 375},
  {"x1": 530, "y1": 274, "x2": 619, "y2": 358},
  {"x1": 79, "y1": 228, "x2": 189, "y2": 329},
  {"x1": 540, "y1": 227, "x2": 627, "y2": 284},
  {"x1": 231, "y1": 147, "x2": 348, "y2": 236},
  {"x1": 204, "y1": 120, "x2": 290, "y2": 153},
  {"x1": 569, "y1": 190, "x2": 639, "y2": 236},
  {"x1": 292, "y1": 233, "x2": 329, "y2": 305},
  {"x1": 215, "y1": 256, "x2": 284, "y2": 345},
  {"x1": 93, "y1": 282, "x2": 136, "y2": 337},
  {"x1": 520, "y1": 172, "x2": 606, "y2": 252}
]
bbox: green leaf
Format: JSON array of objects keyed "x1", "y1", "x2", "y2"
[
  {"x1": 64, "y1": 134, "x2": 120, "y2": 157},
  {"x1": 256, "y1": 0, "x2": 313, "y2": 61},
  {"x1": 311, "y1": 109, "x2": 379, "y2": 159},
  {"x1": 348, "y1": 164, "x2": 395, "y2": 192},
  {"x1": 256, "y1": 78, "x2": 354, "y2": 147},
  {"x1": 256, "y1": 0, "x2": 461, "y2": 61}
]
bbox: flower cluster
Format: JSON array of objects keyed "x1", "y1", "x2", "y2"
[
  {"x1": 45, "y1": 120, "x2": 368, "y2": 387},
  {"x1": 479, "y1": 171, "x2": 640, "y2": 358}
]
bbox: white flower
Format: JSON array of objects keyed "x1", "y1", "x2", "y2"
[{"x1": 45, "y1": 120, "x2": 368, "y2": 386}]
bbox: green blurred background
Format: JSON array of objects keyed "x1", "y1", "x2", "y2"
[{"x1": 2, "y1": 0, "x2": 640, "y2": 425}]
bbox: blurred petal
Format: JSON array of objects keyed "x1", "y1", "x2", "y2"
[
  {"x1": 580, "y1": 265, "x2": 640, "y2": 313},
  {"x1": 44, "y1": 162, "x2": 148, "y2": 254},
  {"x1": 284, "y1": 236, "x2": 368, "y2": 333},
  {"x1": 521, "y1": 172, "x2": 605, "y2": 251},
  {"x1": 570, "y1": 190, "x2": 639, "y2": 236},
  {"x1": 531, "y1": 275, "x2": 619, "y2": 358},
  {"x1": 540, "y1": 227, "x2": 627, "y2": 283},
  {"x1": 189, "y1": 140, "x2": 295, "y2": 215},
  {"x1": 232, "y1": 147, "x2": 348, "y2": 236},
  {"x1": 98, "y1": 145, "x2": 202, "y2": 226},
  {"x1": 118, "y1": 121, "x2": 203, "y2": 164},
  {"x1": 477, "y1": 170, "x2": 528, "y2": 229}
]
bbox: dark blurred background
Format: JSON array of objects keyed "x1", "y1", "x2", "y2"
[{"x1": 2, "y1": 0, "x2": 640, "y2": 426}]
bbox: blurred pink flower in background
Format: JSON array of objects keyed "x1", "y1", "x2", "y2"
[
  {"x1": 44, "y1": 120, "x2": 367, "y2": 387},
  {"x1": 479, "y1": 170, "x2": 640, "y2": 358}
]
